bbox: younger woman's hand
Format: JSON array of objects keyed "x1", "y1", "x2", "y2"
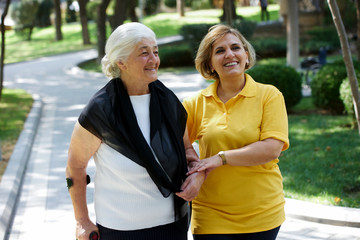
[{"x1": 187, "y1": 154, "x2": 223, "y2": 176}]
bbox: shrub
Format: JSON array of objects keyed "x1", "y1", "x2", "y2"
[
  {"x1": 251, "y1": 37, "x2": 286, "y2": 59},
  {"x1": 301, "y1": 26, "x2": 340, "y2": 54},
  {"x1": 35, "y1": 0, "x2": 53, "y2": 27},
  {"x1": 339, "y1": 72, "x2": 360, "y2": 126},
  {"x1": 159, "y1": 44, "x2": 194, "y2": 68},
  {"x1": 246, "y1": 64, "x2": 302, "y2": 110},
  {"x1": 87, "y1": 0, "x2": 100, "y2": 21},
  {"x1": 164, "y1": 0, "x2": 176, "y2": 8},
  {"x1": 180, "y1": 20, "x2": 257, "y2": 53},
  {"x1": 310, "y1": 59, "x2": 360, "y2": 114},
  {"x1": 10, "y1": 0, "x2": 39, "y2": 40},
  {"x1": 144, "y1": 0, "x2": 160, "y2": 15}
]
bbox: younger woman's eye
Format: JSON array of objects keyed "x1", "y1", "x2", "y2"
[{"x1": 215, "y1": 49, "x2": 224, "y2": 54}]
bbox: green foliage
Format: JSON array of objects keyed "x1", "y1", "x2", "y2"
[
  {"x1": 301, "y1": 26, "x2": 340, "y2": 54},
  {"x1": 180, "y1": 20, "x2": 257, "y2": 52},
  {"x1": 66, "y1": 0, "x2": 77, "y2": 23},
  {"x1": 246, "y1": 64, "x2": 302, "y2": 110},
  {"x1": 159, "y1": 44, "x2": 194, "y2": 68},
  {"x1": 10, "y1": 0, "x2": 39, "y2": 40},
  {"x1": 35, "y1": 0, "x2": 53, "y2": 27},
  {"x1": 190, "y1": 0, "x2": 213, "y2": 9},
  {"x1": 87, "y1": 0, "x2": 101, "y2": 21},
  {"x1": 164, "y1": 0, "x2": 176, "y2": 8},
  {"x1": 251, "y1": 37, "x2": 286, "y2": 59},
  {"x1": 144, "y1": 0, "x2": 160, "y2": 15},
  {"x1": 311, "y1": 59, "x2": 360, "y2": 114},
  {"x1": 339, "y1": 73, "x2": 360, "y2": 127}
]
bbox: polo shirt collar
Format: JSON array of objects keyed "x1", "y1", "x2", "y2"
[{"x1": 201, "y1": 73, "x2": 257, "y2": 99}]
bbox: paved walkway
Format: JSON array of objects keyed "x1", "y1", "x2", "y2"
[{"x1": 1, "y1": 48, "x2": 360, "y2": 240}]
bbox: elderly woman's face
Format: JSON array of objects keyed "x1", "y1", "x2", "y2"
[
  {"x1": 210, "y1": 33, "x2": 248, "y2": 80},
  {"x1": 120, "y1": 38, "x2": 160, "y2": 84}
]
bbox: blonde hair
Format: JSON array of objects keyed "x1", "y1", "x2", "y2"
[
  {"x1": 195, "y1": 24, "x2": 256, "y2": 81},
  {"x1": 101, "y1": 22, "x2": 157, "y2": 79}
]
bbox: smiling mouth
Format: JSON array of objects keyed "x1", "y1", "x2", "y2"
[{"x1": 224, "y1": 62, "x2": 238, "y2": 67}]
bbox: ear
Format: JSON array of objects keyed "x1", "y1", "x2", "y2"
[
  {"x1": 246, "y1": 51, "x2": 250, "y2": 64},
  {"x1": 116, "y1": 61, "x2": 126, "y2": 71}
]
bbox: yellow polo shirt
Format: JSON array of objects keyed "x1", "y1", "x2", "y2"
[{"x1": 183, "y1": 74, "x2": 289, "y2": 234}]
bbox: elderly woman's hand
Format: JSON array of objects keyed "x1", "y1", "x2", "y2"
[
  {"x1": 176, "y1": 171, "x2": 205, "y2": 201},
  {"x1": 75, "y1": 219, "x2": 99, "y2": 240}
]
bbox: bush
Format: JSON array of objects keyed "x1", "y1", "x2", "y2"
[
  {"x1": 180, "y1": 20, "x2": 257, "y2": 53},
  {"x1": 246, "y1": 64, "x2": 302, "y2": 110},
  {"x1": 35, "y1": 0, "x2": 53, "y2": 27},
  {"x1": 164, "y1": 0, "x2": 176, "y2": 8},
  {"x1": 87, "y1": 0, "x2": 100, "y2": 21},
  {"x1": 144, "y1": 0, "x2": 160, "y2": 15},
  {"x1": 191, "y1": 0, "x2": 213, "y2": 9},
  {"x1": 311, "y1": 59, "x2": 360, "y2": 114},
  {"x1": 10, "y1": 0, "x2": 39, "y2": 40},
  {"x1": 301, "y1": 26, "x2": 340, "y2": 54},
  {"x1": 252, "y1": 37, "x2": 286, "y2": 59},
  {"x1": 159, "y1": 44, "x2": 194, "y2": 68},
  {"x1": 339, "y1": 72, "x2": 360, "y2": 117}
]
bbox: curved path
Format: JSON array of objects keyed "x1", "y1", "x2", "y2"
[{"x1": 2, "y1": 49, "x2": 360, "y2": 240}]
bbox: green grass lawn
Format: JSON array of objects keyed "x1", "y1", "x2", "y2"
[
  {"x1": 0, "y1": 89, "x2": 33, "y2": 181},
  {"x1": 1, "y1": 5, "x2": 360, "y2": 207}
]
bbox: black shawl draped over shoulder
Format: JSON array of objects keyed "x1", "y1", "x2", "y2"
[{"x1": 78, "y1": 78, "x2": 188, "y2": 221}]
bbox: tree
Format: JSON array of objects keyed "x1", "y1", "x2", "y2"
[
  {"x1": 0, "y1": 0, "x2": 11, "y2": 101},
  {"x1": 221, "y1": 0, "x2": 237, "y2": 25},
  {"x1": 328, "y1": 0, "x2": 360, "y2": 133},
  {"x1": 109, "y1": 0, "x2": 127, "y2": 31},
  {"x1": 53, "y1": 0, "x2": 63, "y2": 40},
  {"x1": 177, "y1": 0, "x2": 184, "y2": 17},
  {"x1": 96, "y1": 0, "x2": 111, "y2": 62},
  {"x1": 356, "y1": 0, "x2": 360, "y2": 61},
  {"x1": 286, "y1": 0, "x2": 299, "y2": 69},
  {"x1": 10, "y1": 0, "x2": 39, "y2": 41},
  {"x1": 78, "y1": 0, "x2": 91, "y2": 44}
]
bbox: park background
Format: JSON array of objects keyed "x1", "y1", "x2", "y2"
[{"x1": 0, "y1": 0, "x2": 359, "y2": 210}]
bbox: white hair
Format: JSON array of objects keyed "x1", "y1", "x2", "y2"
[{"x1": 101, "y1": 22, "x2": 157, "y2": 79}]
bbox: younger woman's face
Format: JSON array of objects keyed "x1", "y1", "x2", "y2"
[{"x1": 210, "y1": 33, "x2": 249, "y2": 80}]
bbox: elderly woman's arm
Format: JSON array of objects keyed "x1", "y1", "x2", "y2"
[
  {"x1": 66, "y1": 121, "x2": 101, "y2": 240},
  {"x1": 176, "y1": 127, "x2": 205, "y2": 201}
]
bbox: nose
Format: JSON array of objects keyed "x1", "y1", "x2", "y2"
[
  {"x1": 225, "y1": 49, "x2": 235, "y2": 58},
  {"x1": 149, "y1": 52, "x2": 158, "y2": 62}
]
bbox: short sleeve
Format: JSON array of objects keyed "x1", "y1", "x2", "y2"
[{"x1": 260, "y1": 88, "x2": 289, "y2": 151}]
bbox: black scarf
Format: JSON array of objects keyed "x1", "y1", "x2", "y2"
[{"x1": 78, "y1": 78, "x2": 188, "y2": 220}]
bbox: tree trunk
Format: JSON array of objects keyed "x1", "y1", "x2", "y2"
[
  {"x1": 356, "y1": 0, "x2": 360, "y2": 61},
  {"x1": 110, "y1": 0, "x2": 127, "y2": 31},
  {"x1": 53, "y1": 0, "x2": 63, "y2": 40},
  {"x1": 97, "y1": 0, "x2": 111, "y2": 63},
  {"x1": 328, "y1": 0, "x2": 360, "y2": 133},
  {"x1": 78, "y1": 0, "x2": 91, "y2": 45},
  {"x1": 128, "y1": 0, "x2": 138, "y2": 22},
  {"x1": 177, "y1": 0, "x2": 185, "y2": 17},
  {"x1": 0, "y1": 0, "x2": 11, "y2": 101},
  {"x1": 286, "y1": 0, "x2": 299, "y2": 69},
  {"x1": 223, "y1": 0, "x2": 234, "y2": 26}
]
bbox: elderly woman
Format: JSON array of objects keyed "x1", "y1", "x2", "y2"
[
  {"x1": 66, "y1": 22, "x2": 202, "y2": 240},
  {"x1": 184, "y1": 24, "x2": 289, "y2": 240}
]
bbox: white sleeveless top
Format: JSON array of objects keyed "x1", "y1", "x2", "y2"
[{"x1": 93, "y1": 94, "x2": 174, "y2": 230}]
